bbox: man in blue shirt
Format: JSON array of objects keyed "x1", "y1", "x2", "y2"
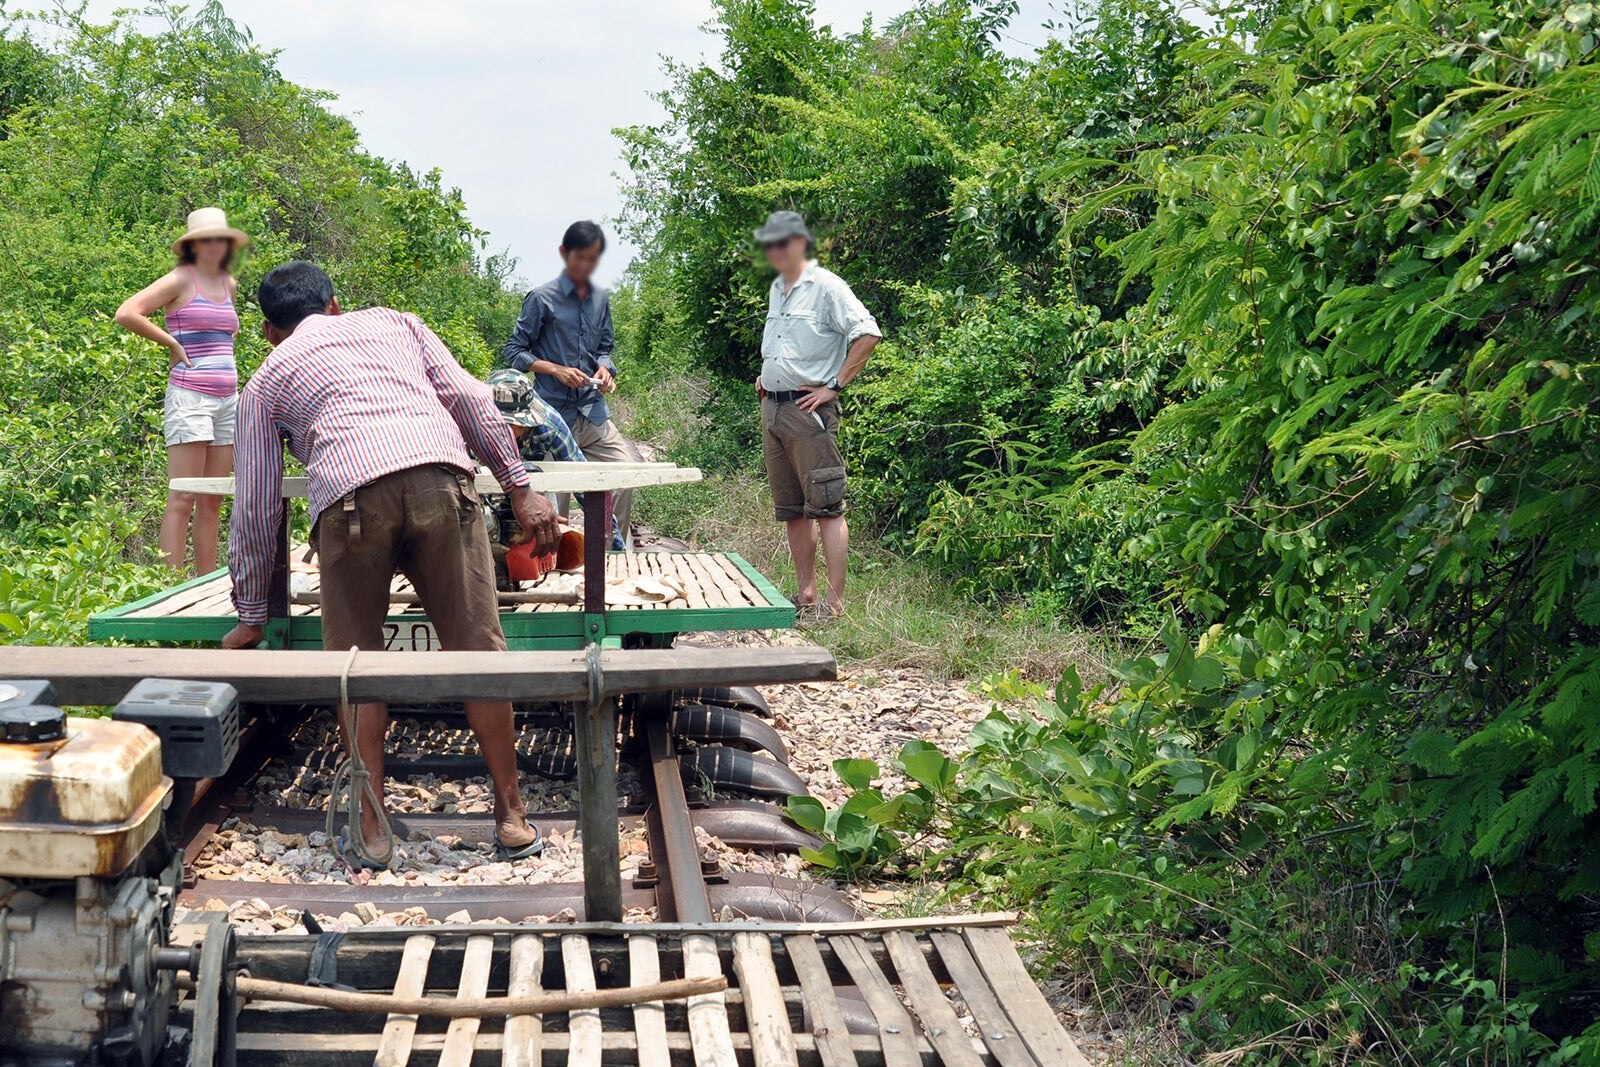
[{"x1": 501, "y1": 221, "x2": 641, "y2": 545}]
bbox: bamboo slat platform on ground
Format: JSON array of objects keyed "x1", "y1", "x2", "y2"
[
  {"x1": 213, "y1": 915, "x2": 1091, "y2": 1067},
  {"x1": 87, "y1": 551, "x2": 794, "y2": 649}
]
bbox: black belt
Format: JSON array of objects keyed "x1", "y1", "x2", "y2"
[{"x1": 763, "y1": 389, "x2": 807, "y2": 403}]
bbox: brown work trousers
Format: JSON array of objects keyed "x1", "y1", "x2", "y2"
[
  {"x1": 314, "y1": 464, "x2": 507, "y2": 654},
  {"x1": 761, "y1": 396, "x2": 846, "y2": 521}
]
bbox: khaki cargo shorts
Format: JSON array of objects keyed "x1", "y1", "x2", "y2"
[
  {"x1": 761, "y1": 396, "x2": 846, "y2": 522},
  {"x1": 313, "y1": 464, "x2": 508, "y2": 654}
]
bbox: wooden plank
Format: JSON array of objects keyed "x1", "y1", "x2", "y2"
[
  {"x1": 143, "y1": 576, "x2": 233, "y2": 619},
  {"x1": 882, "y1": 932, "x2": 983, "y2": 1067},
  {"x1": 574, "y1": 694, "x2": 621, "y2": 922},
  {"x1": 136, "y1": 579, "x2": 230, "y2": 620},
  {"x1": 714, "y1": 554, "x2": 764, "y2": 607},
  {"x1": 292, "y1": 589, "x2": 581, "y2": 608},
  {"x1": 683, "y1": 932, "x2": 738, "y2": 1067},
  {"x1": 560, "y1": 934, "x2": 602, "y2": 1067},
  {"x1": 642, "y1": 554, "x2": 664, "y2": 601},
  {"x1": 628, "y1": 935, "x2": 671, "y2": 1067},
  {"x1": 372, "y1": 934, "x2": 435, "y2": 1067},
  {"x1": 7, "y1": 644, "x2": 837, "y2": 707},
  {"x1": 726, "y1": 553, "x2": 790, "y2": 608},
  {"x1": 732, "y1": 933, "x2": 799, "y2": 1067},
  {"x1": 676, "y1": 555, "x2": 709, "y2": 610},
  {"x1": 929, "y1": 932, "x2": 1040, "y2": 1067},
  {"x1": 520, "y1": 461, "x2": 681, "y2": 471},
  {"x1": 782, "y1": 936, "x2": 858, "y2": 1067},
  {"x1": 186, "y1": 588, "x2": 242, "y2": 617},
  {"x1": 964, "y1": 927, "x2": 1091, "y2": 1067},
  {"x1": 685, "y1": 553, "x2": 736, "y2": 610},
  {"x1": 89, "y1": 567, "x2": 227, "y2": 622},
  {"x1": 437, "y1": 935, "x2": 493, "y2": 1067},
  {"x1": 502, "y1": 934, "x2": 544, "y2": 1067},
  {"x1": 680, "y1": 553, "x2": 719, "y2": 608},
  {"x1": 172, "y1": 467, "x2": 702, "y2": 498},
  {"x1": 237, "y1": 914, "x2": 1015, "y2": 947},
  {"x1": 701, "y1": 554, "x2": 753, "y2": 608},
  {"x1": 828, "y1": 936, "x2": 921, "y2": 1067}
]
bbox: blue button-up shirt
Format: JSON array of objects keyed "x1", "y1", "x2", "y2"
[{"x1": 501, "y1": 273, "x2": 617, "y2": 425}]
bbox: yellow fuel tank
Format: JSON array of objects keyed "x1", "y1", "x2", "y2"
[{"x1": 0, "y1": 709, "x2": 172, "y2": 877}]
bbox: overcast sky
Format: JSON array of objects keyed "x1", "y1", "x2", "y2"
[{"x1": 73, "y1": 1, "x2": 1057, "y2": 287}]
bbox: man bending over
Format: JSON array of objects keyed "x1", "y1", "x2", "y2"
[{"x1": 222, "y1": 261, "x2": 559, "y2": 864}]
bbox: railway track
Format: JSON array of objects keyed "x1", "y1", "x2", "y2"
[
  {"x1": 1, "y1": 470, "x2": 1090, "y2": 1065},
  {"x1": 168, "y1": 687, "x2": 858, "y2": 928},
  {"x1": 3, "y1": 645, "x2": 1091, "y2": 1066}
]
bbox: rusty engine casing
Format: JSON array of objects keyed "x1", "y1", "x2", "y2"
[{"x1": 0, "y1": 682, "x2": 182, "y2": 1067}]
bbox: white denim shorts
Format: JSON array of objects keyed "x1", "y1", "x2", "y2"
[{"x1": 163, "y1": 385, "x2": 236, "y2": 447}]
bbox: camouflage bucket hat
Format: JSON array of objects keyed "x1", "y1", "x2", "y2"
[{"x1": 487, "y1": 368, "x2": 541, "y2": 427}]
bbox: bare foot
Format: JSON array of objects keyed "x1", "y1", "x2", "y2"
[
  {"x1": 797, "y1": 602, "x2": 842, "y2": 624},
  {"x1": 495, "y1": 804, "x2": 539, "y2": 850}
]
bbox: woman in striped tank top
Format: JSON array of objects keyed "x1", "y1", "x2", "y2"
[{"x1": 115, "y1": 208, "x2": 249, "y2": 573}]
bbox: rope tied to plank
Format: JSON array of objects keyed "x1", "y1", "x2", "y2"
[{"x1": 325, "y1": 645, "x2": 395, "y2": 868}]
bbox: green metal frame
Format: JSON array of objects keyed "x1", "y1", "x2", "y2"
[{"x1": 88, "y1": 554, "x2": 796, "y2": 650}]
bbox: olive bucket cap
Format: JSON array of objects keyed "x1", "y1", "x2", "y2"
[
  {"x1": 487, "y1": 368, "x2": 542, "y2": 427},
  {"x1": 754, "y1": 210, "x2": 811, "y2": 244}
]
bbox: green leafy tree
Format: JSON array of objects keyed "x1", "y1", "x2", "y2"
[{"x1": 0, "y1": 2, "x2": 518, "y2": 639}]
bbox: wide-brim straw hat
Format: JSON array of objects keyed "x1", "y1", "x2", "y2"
[{"x1": 172, "y1": 207, "x2": 249, "y2": 254}]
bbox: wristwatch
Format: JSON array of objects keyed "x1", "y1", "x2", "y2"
[{"x1": 825, "y1": 376, "x2": 842, "y2": 392}]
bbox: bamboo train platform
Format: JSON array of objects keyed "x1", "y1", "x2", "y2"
[
  {"x1": 89, "y1": 551, "x2": 793, "y2": 650},
  {"x1": 182, "y1": 914, "x2": 1091, "y2": 1067}
]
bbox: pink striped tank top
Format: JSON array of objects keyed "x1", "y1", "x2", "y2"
[{"x1": 166, "y1": 268, "x2": 239, "y2": 398}]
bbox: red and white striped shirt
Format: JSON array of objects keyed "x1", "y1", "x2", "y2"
[{"x1": 228, "y1": 308, "x2": 529, "y2": 625}]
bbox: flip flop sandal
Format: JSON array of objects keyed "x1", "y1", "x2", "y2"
[
  {"x1": 494, "y1": 826, "x2": 546, "y2": 861},
  {"x1": 796, "y1": 602, "x2": 841, "y2": 624},
  {"x1": 334, "y1": 833, "x2": 393, "y2": 871}
]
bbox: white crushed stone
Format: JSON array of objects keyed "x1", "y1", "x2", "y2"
[{"x1": 180, "y1": 632, "x2": 1112, "y2": 1060}]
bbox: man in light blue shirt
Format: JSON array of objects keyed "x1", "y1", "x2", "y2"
[
  {"x1": 501, "y1": 221, "x2": 641, "y2": 546},
  {"x1": 755, "y1": 211, "x2": 881, "y2": 619}
]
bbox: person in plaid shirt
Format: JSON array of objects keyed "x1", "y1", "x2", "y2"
[
  {"x1": 487, "y1": 368, "x2": 626, "y2": 550},
  {"x1": 487, "y1": 368, "x2": 584, "y2": 463}
]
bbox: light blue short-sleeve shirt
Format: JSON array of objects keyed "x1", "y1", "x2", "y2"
[{"x1": 758, "y1": 262, "x2": 880, "y2": 392}]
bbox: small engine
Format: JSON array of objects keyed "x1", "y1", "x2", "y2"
[
  {"x1": 483, "y1": 494, "x2": 587, "y2": 588},
  {"x1": 0, "y1": 679, "x2": 237, "y2": 1067},
  {"x1": 483, "y1": 492, "x2": 521, "y2": 590}
]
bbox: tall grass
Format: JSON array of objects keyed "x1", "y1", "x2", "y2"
[{"x1": 615, "y1": 373, "x2": 1116, "y2": 681}]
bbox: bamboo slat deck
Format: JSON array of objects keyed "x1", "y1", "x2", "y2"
[
  {"x1": 88, "y1": 551, "x2": 794, "y2": 649},
  {"x1": 218, "y1": 916, "x2": 1091, "y2": 1067}
]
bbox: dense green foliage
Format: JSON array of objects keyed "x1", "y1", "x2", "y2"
[
  {"x1": 621, "y1": 0, "x2": 1600, "y2": 1059},
  {"x1": 4, "y1": 0, "x2": 1599, "y2": 1058},
  {"x1": 0, "y1": 3, "x2": 518, "y2": 642},
  {"x1": 619, "y1": 0, "x2": 1198, "y2": 622}
]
